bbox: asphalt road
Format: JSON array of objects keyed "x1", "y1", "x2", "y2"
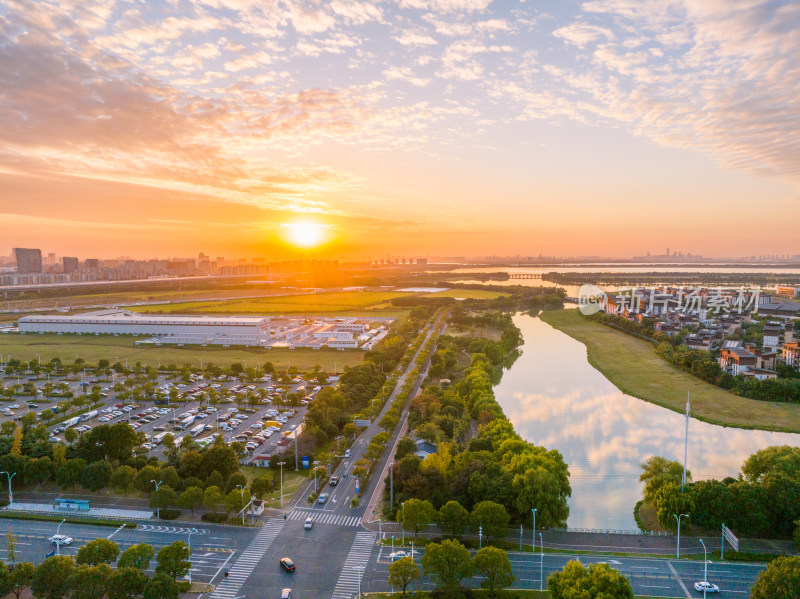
[{"x1": 0, "y1": 517, "x2": 257, "y2": 585}]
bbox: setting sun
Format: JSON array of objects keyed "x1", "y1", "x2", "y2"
[{"x1": 284, "y1": 222, "x2": 326, "y2": 248}]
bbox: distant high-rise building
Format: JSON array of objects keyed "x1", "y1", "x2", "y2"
[
  {"x1": 13, "y1": 248, "x2": 43, "y2": 273},
  {"x1": 47, "y1": 252, "x2": 57, "y2": 267},
  {"x1": 84, "y1": 258, "x2": 100, "y2": 270},
  {"x1": 416, "y1": 258, "x2": 428, "y2": 265},
  {"x1": 62, "y1": 257, "x2": 79, "y2": 273}
]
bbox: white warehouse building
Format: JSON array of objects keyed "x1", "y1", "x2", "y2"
[{"x1": 18, "y1": 310, "x2": 271, "y2": 346}]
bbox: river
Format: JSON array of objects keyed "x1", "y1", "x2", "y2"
[{"x1": 493, "y1": 312, "x2": 800, "y2": 530}]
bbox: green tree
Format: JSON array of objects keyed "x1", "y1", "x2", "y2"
[
  {"x1": 249, "y1": 475, "x2": 272, "y2": 499},
  {"x1": 414, "y1": 422, "x2": 442, "y2": 444},
  {"x1": 421, "y1": 539, "x2": 474, "y2": 593},
  {"x1": 742, "y1": 446, "x2": 800, "y2": 484},
  {"x1": 0, "y1": 421, "x2": 16, "y2": 436},
  {"x1": 56, "y1": 458, "x2": 86, "y2": 489},
  {"x1": 25, "y1": 457, "x2": 54, "y2": 487},
  {"x1": 437, "y1": 500, "x2": 471, "y2": 538},
  {"x1": 155, "y1": 541, "x2": 191, "y2": 580},
  {"x1": 31, "y1": 555, "x2": 75, "y2": 599},
  {"x1": 471, "y1": 500, "x2": 510, "y2": 540},
  {"x1": 640, "y1": 456, "x2": 689, "y2": 502},
  {"x1": 395, "y1": 437, "x2": 417, "y2": 460},
  {"x1": 107, "y1": 567, "x2": 148, "y2": 599},
  {"x1": 473, "y1": 546, "x2": 515, "y2": 597},
  {"x1": 162, "y1": 434, "x2": 175, "y2": 451},
  {"x1": 177, "y1": 487, "x2": 204, "y2": 514},
  {"x1": 388, "y1": 556, "x2": 420, "y2": 597},
  {"x1": 143, "y1": 573, "x2": 179, "y2": 599},
  {"x1": 64, "y1": 427, "x2": 78, "y2": 444},
  {"x1": 52, "y1": 443, "x2": 67, "y2": 467},
  {"x1": 9, "y1": 562, "x2": 35, "y2": 599},
  {"x1": 750, "y1": 555, "x2": 800, "y2": 599},
  {"x1": 117, "y1": 543, "x2": 155, "y2": 571},
  {"x1": 111, "y1": 465, "x2": 137, "y2": 493},
  {"x1": 69, "y1": 564, "x2": 111, "y2": 599},
  {"x1": 82, "y1": 461, "x2": 113, "y2": 492},
  {"x1": 402, "y1": 498, "x2": 436, "y2": 538},
  {"x1": 224, "y1": 488, "x2": 246, "y2": 516},
  {"x1": 151, "y1": 484, "x2": 177, "y2": 512},
  {"x1": 0, "y1": 564, "x2": 11, "y2": 599},
  {"x1": 134, "y1": 465, "x2": 161, "y2": 493},
  {"x1": 548, "y1": 561, "x2": 634, "y2": 599},
  {"x1": 76, "y1": 538, "x2": 120, "y2": 566},
  {"x1": 6, "y1": 528, "x2": 18, "y2": 565},
  {"x1": 203, "y1": 486, "x2": 223, "y2": 515},
  {"x1": 226, "y1": 472, "x2": 247, "y2": 493}
]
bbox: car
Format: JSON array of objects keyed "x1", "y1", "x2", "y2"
[
  {"x1": 153, "y1": 426, "x2": 165, "y2": 432},
  {"x1": 389, "y1": 551, "x2": 409, "y2": 562},
  {"x1": 281, "y1": 589, "x2": 292, "y2": 599},
  {"x1": 48, "y1": 436, "x2": 61, "y2": 443},
  {"x1": 330, "y1": 476, "x2": 339, "y2": 486},
  {"x1": 48, "y1": 535, "x2": 73, "y2": 546},
  {"x1": 207, "y1": 407, "x2": 218, "y2": 413},
  {"x1": 304, "y1": 517, "x2": 313, "y2": 530},
  {"x1": 693, "y1": 582, "x2": 719, "y2": 593},
  {"x1": 344, "y1": 449, "x2": 351, "y2": 458},
  {"x1": 279, "y1": 557, "x2": 295, "y2": 573},
  {"x1": 9, "y1": 404, "x2": 20, "y2": 409},
  {"x1": 318, "y1": 493, "x2": 329, "y2": 504}
]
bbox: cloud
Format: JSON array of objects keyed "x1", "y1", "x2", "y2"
[
  {"x1": 398, "y1": 0, "x2": 494, "y2": 12},
  {"x1": 383, "y1": 66, "x2": 431, "y2": 87},
  {"x1": 394, "y1": 30, "x2": 438, "y2": 46},
  {"x1": 553, "y1": 22, "x2": 615, "y2": 47}
]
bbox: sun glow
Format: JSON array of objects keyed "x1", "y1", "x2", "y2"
[{"x1": 284, "y1": 221, "x2": 326, "y2": 248}]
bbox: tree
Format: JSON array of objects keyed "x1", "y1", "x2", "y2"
[
  {"x1": 162, "y1": 434, "x2": 175, "y2": 451},
  {"x1": 421, "y1": 539, "x2": 474, "y2": 593},
  {"x1": 473, "y1": 547, "x2": 515, "y2": 597},
  {"x1": 31, "y1": 555, "x2": 75, "y2": 599},
  {"x1": 76, "y1": 538, "x2": 120, "y2": 566},
  {"x1": 395, "y1": 437, "x2": 417, "y2": 460},
  {"x1": 548, "y1": 561, "x2": 634, "y2": 599},
  {"x1": 6, "y1": 529, "x2": 17, "y2": 565},
  {"x1": 118, "y1": 543, "x2": 155, "y2": 571},
  {"x1": 151, "y1": 484, "x2": 177, "y2": 512},
  {"x1": 10, "y1": 426, "x2": 23, "y2": 455},
  {"x1": 414, "y1": 422, "x2": 442, "y2": 444},
  {"x1": 640, "y1": 456, "x2": 688, "y2": 502},
  {"x1": 750, "y1": 555, "x2": 800, "y2": 599},
  {"x1": 203, "y1": 486, "x2": 223, "y2": 515},
  {"x1": 437, "y1": 500, "x2": 471, "y2": 538},
  {"x1": 69, "y1": 564, "x2": 111, "y2": 599},
  {"x1": 134, "y1": 465, "x2": 160, "y2": 493},
  {"x1": 177, "y1": 487, "x2": 204, "y2": 514},
  {"x1": 1, "y1": 421, "x2": 16, "y2": 436},
  {"x1": 52, "y1": 443, "x2": 66, "y2": 467},
  {"x1": 224, "y1": 488, "x2": 246, "y2": 516},
  {"x1": 82, "y1": 461, "x2": 113, "y2": 492},
  {"x1": 25, "y1": 457, "x2": 54, "y2": 487},
  {"x1": 9, "y1": 562, "x2": 34, "y2": 599},
  {"x1": 0, "y1": 564, "x2": 11, "y2": 599},
  {"x1": 64, "y1": 427, "x2": 78, "y2": 444},
  {"x1": 143, "y1": 573, "x2": 179, "y2": 599},
  {"x1": 249, "y1": 475, "x2": 272, "y2": 499},
  {"x1": 56, "y1": 458, "x2": 86, "y2": 489},
  {"x1": 742, "y1": 446, "x2": 800, "y2": 484},
  {"x1": 226, "y1": 472, "x2": 247, "y2": 493},
  {"x1": 111, "y1": 465, "x2": 137, "y2": 493},
  {"x1": 402, "y1": 498, "x2": 436, "y2": 537},
  {"x1": 471, "y1": 500, "x2": 510, "y2": 540},
  {"x1": 388, "y1": 556, "x2": 420, "y2": 597},
  {"x1": 155, "y1": 541, "x2": 191, "y2": 580},
  {"x1": 108, "y1": 567, "x2": 147, "y2": 599}
]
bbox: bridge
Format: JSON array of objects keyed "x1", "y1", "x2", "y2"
[{"x1": 508, "y1": 273, "x2": 542, "y2": 279}]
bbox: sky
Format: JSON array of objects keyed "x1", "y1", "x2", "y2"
[{"x1": 1, "y1": 0, "x2": 799, "y2": 260}]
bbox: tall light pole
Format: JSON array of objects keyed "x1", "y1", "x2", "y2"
[
  {"x1": 531, "y1": 508, "x2": 536, "y2": 551},
  {"x1": 55, "y1": 518, "x2": 66, "y2": 555},
  {"x1": 353, "y1": 564, "x2": 365, "y2": 599},
  {"x1": 674, "y1": 513, "x2": 689, "y2": 558},
  {"x1": 682, "y1": 395, "x2": 690, "y2": 490},
  {"x1": 539, "y1": 532, "x2": 543, "y2": 592},
  {"x1": 151, "y1": 480, "x2": 163, "y2": 518},
  {"x1": 236, "y1": 485, "x2": 246, "y2": 525},
  {"x1": 478, "y1": 525, "x2": 483, "y2": 549},
  {"x1": 279, "y1": 462, "x2": 284, "y2": 509},
  {"x1": 401, "y1": 501, "x2": 406, "y2": 545},
  {"x1": 700, "y1": 538, "x2": 708, "y2": 599},
  {"x1": 187, "y1": 528, "x2": 196, "y2": 585},
  {"x1": 0, "y1": 471, "x2": 16, "y2": 508}
]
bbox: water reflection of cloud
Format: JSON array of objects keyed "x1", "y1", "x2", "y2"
[{"x1": 495, "y1": 315, "x2": 800, "y2": 529}]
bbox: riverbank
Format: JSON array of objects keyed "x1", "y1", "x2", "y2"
[{"x1": 539, "y1": 309, "x2": 800, "y2": 434}]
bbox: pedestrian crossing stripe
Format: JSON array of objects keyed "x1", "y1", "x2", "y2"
[
  {"x1": 330, "y1": 531, "x2": 376, "y2": 599},
  {"x1": 287, "y1": 510, "x2": 361, "y2": 527}
]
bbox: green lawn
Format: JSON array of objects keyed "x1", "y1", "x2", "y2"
[
  {"x1": 540, "y1": 309, "x2": 800, "y2": 433},
  {"x1": 0, "y1": 334, "x2": 364, "y2": 370},
  {"x1": 130, "y1": 291, "x2": 414, "y2": 315},
  {"x1": 429, "y1": 289, "x2": 508, "y2": 299}
]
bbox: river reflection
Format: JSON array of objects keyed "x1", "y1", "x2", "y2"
[{"x1": 493, "y1": 313, "x2": 800, "y2": 530}]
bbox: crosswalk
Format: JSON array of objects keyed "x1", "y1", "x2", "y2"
[
  {"x1": 209, "y1": 519, "x2": 285, "y2": 599},
  {"x1": 139, "y1": 525, "x2": 210, "y2": 535},
  {"x1": 330, "y1": 531, "x2": 376, "y2": 599},
  {"x1": 288, "y1": 509, "x2": 362, "y2": 528}
]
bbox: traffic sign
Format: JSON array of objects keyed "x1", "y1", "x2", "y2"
[{"x1": 45, "y1": 550, "x2": 55, "y2": 558}]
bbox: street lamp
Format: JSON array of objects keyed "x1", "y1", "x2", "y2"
[
  {"x1": 236, "y1": 485, "x2": 246, "y2": 525},
  {"x1": 700, "y1": 538, "x2": 709, "y2": 599},
  {"x1": 531, "y1": 508, "x2": 536, "y2": 551},
  {"x1": 279, "y1": 462, "x2": 284, "y2": 509},
  {"x1": 353, "y1": 564, "x2": 366, "y2": 599},
  {"x1": 539, "y1": 532, "x2": 543, "y2": 592},
  {"x1": 151, "y1": 480, "x2": 163, "y2": 518},
  {"x1": 674, "y1": 513, "x2": 689, "y2": 559},
  {"x1": 0, "y1": 471, "x2": 16, "y2": 508},
  {"x1": 55, "y1": 518, "x2": 66, "y2": 555},
  {"x1": 478, "y1": 525, "x2": 483, "y2": 549},
  {"x1": 401, "y1": 501, "x2": 405, "y2": 545},
  {"x1": 187, "y1": 528, "x2": 196, "y2": 585}
]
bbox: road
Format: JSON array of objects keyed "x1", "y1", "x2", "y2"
[
  {"x1": 0, "y1": 518, "x2": 257, "y2": 586},
  {"x1": 209, "y1": 316, "x2": 446, "y2": 599}
]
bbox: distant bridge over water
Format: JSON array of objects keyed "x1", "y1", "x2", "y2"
[{"x1": 508, "y1": 273, "x2": 543, "y2": 279}]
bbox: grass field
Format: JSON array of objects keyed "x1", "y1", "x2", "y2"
[
  {"x1": 540, "y1": 309, "x2": 800, "y2": 433},
  {"x1": 0, "y1": 334, "x2": 364, "y2": 370},
  {"x1": 429, "y1": 288, "x2": 508, "y2": 299},
  {"x1": 130, "y1": 291, "x2": 413, "y2": 315}
]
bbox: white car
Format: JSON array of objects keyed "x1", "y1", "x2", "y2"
[
  {"x1": 207, "y1": 407, "x2": 218, "y2": 413},
  {"x1": 389, "y1": 551, "x2": 409, "y2": 562},
  {"x1": 693, "y1": 582, "x2": 720, "y2": 593},
  {"x1": 48, "y1": 535, "x2": 73, "y2": 546}
]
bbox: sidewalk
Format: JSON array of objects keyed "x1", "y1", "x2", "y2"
[{"x1": 3, "y1": 502, "x2": 153, "y2": 520}]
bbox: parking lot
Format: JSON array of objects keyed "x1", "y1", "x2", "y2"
[{"x1": 0, "y1": 370, "x2": 328, "y2": 460}]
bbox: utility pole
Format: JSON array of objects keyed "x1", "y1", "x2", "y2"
[
  {"x1": 279, "y1": 463, "x2": 284, "y2": 509},
  {"x1": 389, "y1": 463, "x2": 394, "y2": 510},
  {"x1": 682, "y1": 394, "x2": 690, "y2": 490},
  {"x1": 294, "y1": 430, "x2": 299, "y2": 471}
]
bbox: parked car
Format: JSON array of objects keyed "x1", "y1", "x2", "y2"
[
  {"x1": 281, "y1": 590, "x2": 292, "y2": 599},
  {"x1": 389, "y1": 551, "x2": 409, "y2": 562},
  {"x1": 280, "y1": 557, "x2": 295, "y2": 573},
  {"x1": 344, "y1": 449, "x2": 351, "y2": 458}
]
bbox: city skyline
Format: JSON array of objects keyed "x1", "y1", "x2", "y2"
[{"x1": 2, "y1": 0, "x2": 799, "y2": 258}]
